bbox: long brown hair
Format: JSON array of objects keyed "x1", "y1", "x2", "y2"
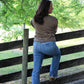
[{"x1": 34, "y1": 0, "x2": 51, "y2": 24}]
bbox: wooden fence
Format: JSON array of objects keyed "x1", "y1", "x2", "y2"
[{"x1": 0, "y1": 30, "x2": 84, "y2": 84}]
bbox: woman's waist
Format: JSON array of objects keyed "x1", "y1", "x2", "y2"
[
  {"x1": 35, "y1": 33, "x2": 55, "y2": 38},
  {"x1": 34, "y1": 37, "x2": 56, "y2": 43}
]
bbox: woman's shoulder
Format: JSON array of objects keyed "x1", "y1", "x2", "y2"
[{"x1": 47, "y1": 15, "x2": 58, "y2": 21}]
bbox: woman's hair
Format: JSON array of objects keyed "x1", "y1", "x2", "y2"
[{"x1": 34, "y1": 0, "x2": 51, "y2": 24}]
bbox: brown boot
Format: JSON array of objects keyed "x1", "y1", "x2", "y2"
[{"x1": 49, "y1": 77, "x2": 56, "y2": 82}]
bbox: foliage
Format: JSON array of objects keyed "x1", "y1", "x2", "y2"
[
  {"x1": 0, "y1": 0, "x2": 83, "y2": 29},
  {"x1": 0, "y1": 0, "x2": 40, "y2": 42},
  {"x1": 0, "y1": 0, "x2": 40, "y2": 30},
  {"x1": 0, "y1": 27, "x2": 23, "y2": 41},
  {"x1": 52, "y1": 0, "x2": 84, "y2": 28},
  {"x1": 0, "y1": 0, "x2": 84, "y2": 42}
]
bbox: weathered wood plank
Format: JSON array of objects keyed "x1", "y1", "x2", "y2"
[
  {"x1": 0, "y1": 30, "x2": 84, "y2": 51},
  {"x1": 55, "y1": 29, "x2": 84, "y2": 41},
  {"x1": 0, "y1": 57, "x2": 84, "y2": 83},
  {"x1": 0, "y1": 38, "x2": 33, "y2": 51},
  {"x1": 40, "y1": 57, "x2": 84, "y2": 74},
  {"x1": 40, "y1": 71, "x2": 84, "y2": 84},
  {"x1": 65, "y1": 79, "x2": 84, "y2": 84},
  {"x1": 0, "y1": 44, "x2": 84, "y2": 68},
  {"x1": 61, "y1": 44, "x2": 84, "y2": 55}
]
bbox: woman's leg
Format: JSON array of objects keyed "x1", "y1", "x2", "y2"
[
  {"x1": 41, "y1": 41, "x2": 61, "y2": 78},
  {"x1": 32, "y1": 51, "x2": 44, "y2": 84},
  {"x1": 49, "y1": 47, "x2": 61, "y2": 78}
]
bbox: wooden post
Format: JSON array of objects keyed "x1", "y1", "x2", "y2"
[{"x1": 22, "y1": 26, "x2": 29, "y2": 84}]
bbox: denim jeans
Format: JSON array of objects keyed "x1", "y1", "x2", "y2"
[{"x1": 32, "y1": 41, "x2": 61, "y2": 84}]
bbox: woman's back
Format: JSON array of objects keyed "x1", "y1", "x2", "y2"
[{"x1": 32, "y1": 15, "x2": 58, "y2": 42}]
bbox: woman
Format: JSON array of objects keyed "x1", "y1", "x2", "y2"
[{"x1": 31, "y1": 0, "x2": 61, "y2": 84}]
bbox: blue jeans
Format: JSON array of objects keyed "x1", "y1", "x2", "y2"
[{"x1": 32, "y1": 41, "x2": 61, "y2": 84}]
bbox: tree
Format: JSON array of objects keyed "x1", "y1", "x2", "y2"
[
  {"x1": 0, "y1": 0, "x2": 40, "y2": 42},
  {"x1": 0, "y1": 0, "x2": 84, "y2": 42},
  {"x1": 52, "y1": 0, "x2": 84, "y2": 28},
  {"x1": 0, "y1": 0, "x2": 40, "y2": 30},
  {"x1": 0, "y1": 0, "x2": 84, "y2": 29}
]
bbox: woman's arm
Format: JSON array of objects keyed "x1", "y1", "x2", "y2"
[
  {"x1": 31, "y1": 20, "x2": 34, "y2": 27},
  {"x1": 55, "y1": 19, "x2": 58, "y2": 33}
]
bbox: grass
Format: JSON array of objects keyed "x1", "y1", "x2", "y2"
[
  {"x1": 0, "y1": 33, "x2": 84, "y2": 84},
  {"x1": 0, "y1": 39, "x2": 84, "y2": 73},
  {"x1": 0, "y1": 51, "x2": 84, "y2": 84},
  {"x1": 56, "y1": 37, "x2": 84, "y2": 48},
  {"x1": 0, "y1": 50, "x2": 84, "y2": 75},
  {"x1": 0, "y1": 50, "x2": 23, "y2": 60},
  {"x1": 0, "y1": 37, "x2": 84, "y2": 60}
]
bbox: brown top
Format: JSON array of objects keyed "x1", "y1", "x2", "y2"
[{"x1": 31, "y1": 15, "x2": 58, "y2": 42}]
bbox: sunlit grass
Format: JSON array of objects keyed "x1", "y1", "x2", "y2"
[
  {"x1": 57, "y1": 37, "x2": 84, "y2": 48},
  {"x1": 0, "y1": 30, "x2": 84, "y2": 84},
  {"x1": 0, "y1": 36, "x2": 84, "y2": 75},
  {"x1": 0, "y1": 51, "x2": 84, "y2": 76}
]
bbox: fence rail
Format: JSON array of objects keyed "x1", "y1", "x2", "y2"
[
  {"x1": 0, "y1": 29, "x2": 84, "y2": 83},
  {"x1": 41, "y1": 71, "x2": 84, "y2": 84},
  {"x1": 0, "y1": 44, "x2": 84, "y2": 68},
  {"x1": 0, "y1": 30, "x2": 84, "y2": 51}
]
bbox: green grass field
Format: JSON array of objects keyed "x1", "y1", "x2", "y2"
[
  {"x1": 0, "y1": 37, "x2": 84, "y2": 75},
  {"x1": 0, "y1": 51, "x2": 84, "y2": 84},
  {"x1": 0, "y1": 35, "x2": 84, "y2": 84},
  {"x1": 0, "y1": 51, "x2": 84, "y2": 75},
  {"x1": 0, "y1": 37, "x2": 84, "y2": 60}
]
